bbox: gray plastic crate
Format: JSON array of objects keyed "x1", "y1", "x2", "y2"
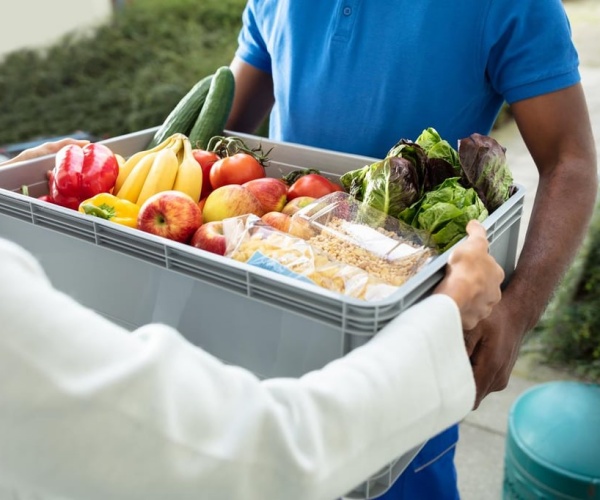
[{"x1": 0, "y1": 127, "x2": 524, "y2": 499}]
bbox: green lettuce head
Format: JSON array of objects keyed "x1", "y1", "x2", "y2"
[
  {"x1": 415, "y1": 127, "x2": 461, "y2": 170},
  {"x1": 400, "y1": 177, "x2": 488, "y2": 252},
  {"x1": 389, "y1": 128, "x2": 462, "y2": 192},
  {"x1": 340, "y1": 156, "x2": 421, "y2": 219}
]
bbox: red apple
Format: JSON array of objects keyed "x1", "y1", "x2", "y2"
[
  {"x1": 243, "y1": 177, "x2": 288, "y2": 213},
  {"x1": 138, "y1": 190, "x2": 203, "y2": 243},
  {"x1": 282, "y1": 196, "x2": 316, "y2": 216},
  {"x1": 190, "y1": 220, "x2": 226, "y2": 256},
  {"x1": 203, "y1": 184, "x2": 265, "y2": 223},
  {"x1": 261, "y1": 211, "x2": 315, "y2": 239},
  {"x1": 261, "y1": 211, "x2": 291, "y2": 232}
]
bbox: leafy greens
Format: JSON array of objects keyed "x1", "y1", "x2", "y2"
[
  {"x1": 340, "y1": 156, "x2": 421, "y2": 219},
  {"x1": 400, "y1": 177, "x2": 488, "y2": 252},
  {"x1": 341, "y1": 127, "x2": 515, "y2": 252},
  {"x1": 458, "y1": 133, "x2": 515, "y2": 212}
]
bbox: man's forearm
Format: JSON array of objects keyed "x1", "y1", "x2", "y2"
[{"x1": 504, "y1": 158, "x2": 597, "y2": 335}]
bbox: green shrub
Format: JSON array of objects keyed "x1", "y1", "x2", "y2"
[
  {"x1": 533, "y1": 190, "x2": 600, "y2": 382},
  {"x1": 0, "y1": 0, "x2": 246, "y2": 145}
]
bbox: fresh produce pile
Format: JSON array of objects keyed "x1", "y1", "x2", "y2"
[
  {"x1": 341, "y1": 128, "x2": 515, "y2": 252},
  {"x1": 20, "y1": 67, "x2": 516, "y2": 299}
]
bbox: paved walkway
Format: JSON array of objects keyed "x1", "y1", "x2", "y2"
[{"x1": 455, "y1": 1, "x2": 600, "y2": 498}]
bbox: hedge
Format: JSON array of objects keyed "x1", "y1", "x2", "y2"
[{"x1": 0, "y1": 0, "x2": 246, "y2": 145}]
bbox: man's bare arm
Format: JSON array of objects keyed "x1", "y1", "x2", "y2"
[
  {"x1": 226, "y1": 57, "x2": 275, "y2": 134},
  {"x1": 466, "y1": 83, "x2": 598, "y2": 407},
  {"x1": 505, "y1": 82, "x2": 597, "y2": 332}
]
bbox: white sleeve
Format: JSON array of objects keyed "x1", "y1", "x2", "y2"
[{"x1": 0, "y1": 238, "x2": 474, "y2": 500}]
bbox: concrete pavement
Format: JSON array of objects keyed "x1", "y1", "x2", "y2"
[{"x1": 455, "y1": 1, "x2": 600, "y2": 498}]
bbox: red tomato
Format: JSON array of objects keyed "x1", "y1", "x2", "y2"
[
  {"x1": 287, "y1": 173, "x2": 343, "y2": 200},
  {"x1": 209, "y1": 153, "x2": 266, "y2": 189},
  {"x1": 192, "y1": 149, "x2": 221, "y2": 199}
]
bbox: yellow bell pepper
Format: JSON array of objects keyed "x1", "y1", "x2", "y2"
[{"x1": 78, "y1": 192, "x2": 139, "y2": 228}]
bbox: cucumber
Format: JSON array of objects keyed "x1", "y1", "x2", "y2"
[
  {"x1": 188, "y1": 66, "x2": 235, "y2": 150},
  {"x1": 147, "y1": 74, "x2": 213, "y2": 149}
]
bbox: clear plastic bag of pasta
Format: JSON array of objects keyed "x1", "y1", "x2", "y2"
[
  {"x1": 290, "y1": 192, "x2": 436, "y2": 287},
  {"x1": 223, "y1": 214, "x2": 424, "y2": 301}
]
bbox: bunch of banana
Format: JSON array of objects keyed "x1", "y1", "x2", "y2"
[{"x1": 114, "y1": 133, "x2": 203, "y2": 205}]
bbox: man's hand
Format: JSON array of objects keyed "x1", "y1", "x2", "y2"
[
  {"x1": 433, "y1": 220, "x2": 505, "y2": 330},
  {"x1": 463, "y1": 299, "x2": 522, "y2": 409},
  {"x1": 0, "y1": 138, "x2": 90, "y2": 167}
]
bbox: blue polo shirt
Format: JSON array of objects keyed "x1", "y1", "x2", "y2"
[
  {"x1": 236, "y1": 0, "x2": 579, "y2": 159},
  {"x1": 236, "y1": 1, "x2": 580, "y2": 498}
]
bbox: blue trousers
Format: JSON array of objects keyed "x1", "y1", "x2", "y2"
[{"x1": 376, "y1": 425, "x2": 460, "y2": 500}]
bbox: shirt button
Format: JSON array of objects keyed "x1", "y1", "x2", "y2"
[{"x1": 343, "y1": 6, "x2": 352, "y2": 16}]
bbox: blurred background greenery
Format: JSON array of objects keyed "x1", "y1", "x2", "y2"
[{"x1": 0, "y1": 0, "x2": 246, "y2": 145}]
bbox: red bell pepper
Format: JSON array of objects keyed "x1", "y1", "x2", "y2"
[{"x1": 48, "y1": 143, "x2": 119, "y2": 210}]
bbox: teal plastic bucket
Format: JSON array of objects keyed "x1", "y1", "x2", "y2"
[{"x1": 504, "y1": 381, "x2": 600, "y2": 499}]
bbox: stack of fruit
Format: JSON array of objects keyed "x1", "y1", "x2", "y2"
[
  {"x1": 27, "y1": 64, "x2": 346, "y2": 254},
  {"x1": 190, "y1": 135, "x2": 344, "y2": 255},
  {"x1": 34, "y1": 129, "x2": 344, "y2": 252},
  {"x1": 38, "y1": 132, "x2": 200, "y2": 243}
]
